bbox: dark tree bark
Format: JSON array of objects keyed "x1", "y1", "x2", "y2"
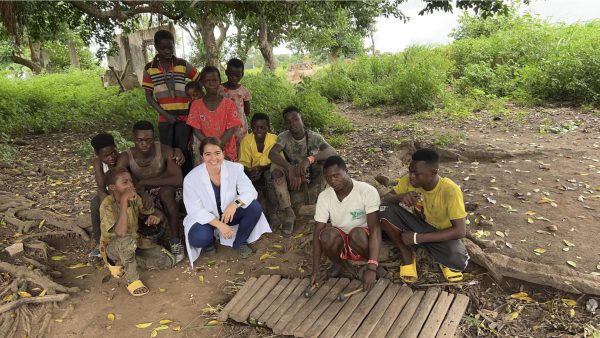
[{"x1": 258, "y1": 16, "x2": 276, "y2": 72}]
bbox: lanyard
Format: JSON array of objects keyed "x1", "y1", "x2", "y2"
[{"x1": 157, "y1": 57, "x2": 175, "y2": 98}]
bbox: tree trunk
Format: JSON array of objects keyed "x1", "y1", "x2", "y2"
[
  {"x1": 68, "y1": 41, "x2": 80, "y2": 68},
  {"x1": 198, "y1": 18, "x2": 219, "y2": 67},
  {"x1": 258, "y1": 16, "x2": 276, "y2": 73},
  {"x1": 10, "y1": 54, "x2": 42, "y2": 74}
]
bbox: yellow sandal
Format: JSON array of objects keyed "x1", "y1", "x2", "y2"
[
  {"x1": 127, "y1": 280, "x2": 149, "y2": 297},
  {"x1": 439, "y1": 264, "x2": 463, "y2": 282},
  {"x1": 399, "y1": 256, "x2": 418, "y2": 284}
]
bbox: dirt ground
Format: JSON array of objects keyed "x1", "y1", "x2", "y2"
[{"x1": 1, "y1": 104, "x2": 599, "y2": 337}]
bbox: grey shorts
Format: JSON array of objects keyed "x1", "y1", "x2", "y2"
[{"x1": 379, "y1": 202, "x2": 469, "y2": 271}]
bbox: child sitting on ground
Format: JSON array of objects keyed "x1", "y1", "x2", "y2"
[
  {"x1": 219, "y1": 58, "x2": 252, "y2": 139},
  {"x1": 99, "y1": 167, "x2": 175, "y2": 297},
  {"x1": 379, "y1": 148, "x2": 469, "y2": 284},
  {"x1": 187, "y1": 66, "x2": 241, "y2": 162},
  {"x1": 185, "y1": 81, "x2": 204, "y2": 166},
  {"x1": 89, "y1": 133, "x2": 118, "y2": 257},
  {"x1": 239, "y1": 113, "x2": 279, "y2": 224}
]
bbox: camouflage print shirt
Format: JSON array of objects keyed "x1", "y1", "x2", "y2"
[
  {"x1": 276, "y1": 129, "x2": 330, "y2": 165},
  {"x1": 99, "y1": 195, "x2": 155, "y2": 246}
]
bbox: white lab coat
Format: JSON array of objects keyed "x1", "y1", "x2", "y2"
[{"x1": 183, "y1": 160, "x2": 271, "y2": 267}]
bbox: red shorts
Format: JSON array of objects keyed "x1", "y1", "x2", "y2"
[{"x1": 320, "y1": 226, "x2": 369, "y2": 261}]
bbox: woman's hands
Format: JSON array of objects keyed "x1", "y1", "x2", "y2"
[
  {"x1": 216, "y1": 221, "x2": 234, "y2": 239},
  {"x1": 221, "y1": 202, "x2": 238, "y2": 224}
]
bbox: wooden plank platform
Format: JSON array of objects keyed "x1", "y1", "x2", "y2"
[{"x1": 221, "y1": 275, "x2": 470, "y2": 337}]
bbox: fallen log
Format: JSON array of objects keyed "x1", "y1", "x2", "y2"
[
  {"x1": 464, "y1": 239, "x2": 600, "y2": 296},
  {"x1": 0, "y1": 294, "x2": 68, "y2": 314}
]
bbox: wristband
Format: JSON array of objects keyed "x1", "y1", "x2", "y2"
[
  {"x1": 413, "y1": 232, "x2": 418, "y2": 245},
  {"x1": 367, "y1": 259, "x2": 379, "y2": 267},
  {"x1": 307, "y1": 155, "x2": 316, "y2": 164}
]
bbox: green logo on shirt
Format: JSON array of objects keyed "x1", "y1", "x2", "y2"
[{"x1": 350, "y1": 209, "x2": 365, "y2": 221}]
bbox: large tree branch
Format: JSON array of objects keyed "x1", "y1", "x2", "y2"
[
  {"x1": 10, "y1": 53, "x2": 42, "y2": 74},
  {"x1": 68, "y1": 1, "x2": 182, "y2": 21}
]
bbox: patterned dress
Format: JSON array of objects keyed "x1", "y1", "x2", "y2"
[{"x1": 187, "y1": 98, "x2": 242, "y2": 161}]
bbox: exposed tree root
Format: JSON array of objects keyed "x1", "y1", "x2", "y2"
[
  {"x1": 16, "y1": 209, "x2": 90, "y2": 241},
  {"x1": 0, "y1": 192, "x2": 90, "y2": 240},
  {"x1": 0, "y1": 294, "x2": 68, "y2": 315},
  {"x1": 0, "y1": 262, "x2": 79, "y2": 294},
  {"x1": 464, "y1": 238, "x2": 600, "y2": 296}
]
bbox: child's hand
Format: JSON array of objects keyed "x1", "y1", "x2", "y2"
[
  {"x1": 295, "y1": 158, "x2": 311, "y2": 177},
  {"x1": 120, "y1": 187, "x2": 138, "y2": 204},
  {"x1": 140, "y1": 192, "x2": 154, "y2": 210},
  {"x1": 173, "y1": 148, "x2": 185, "y2": 166},
  {"x1": 145, "y1": 215, "x2": 161, "y2": 226}
]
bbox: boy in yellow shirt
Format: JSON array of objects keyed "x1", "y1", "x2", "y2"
[
  {"x1": 239, "y1": 113, "x2": 279, "y2": 224},
  {"x1": 380, "y1": 148, "x2": 469, "y2": 283}
]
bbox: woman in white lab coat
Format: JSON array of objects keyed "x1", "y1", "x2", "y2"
[{"x1": 183, "y1": 137, "x2": 271, "y2": 267}]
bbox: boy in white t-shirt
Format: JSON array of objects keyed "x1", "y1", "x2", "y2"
[{"x1": 310, "y1": 156, "x2": 383, "y2": 292}]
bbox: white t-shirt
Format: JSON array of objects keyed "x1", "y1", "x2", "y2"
[{"x1": 314, "y1": 180, "x2": 381, "y2": 234}]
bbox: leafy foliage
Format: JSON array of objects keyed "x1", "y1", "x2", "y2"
[
  {"x1": 243, "y1": 72, "x2": 350, "y2": 133},
  {"x1": 0, "y1": 70, "x2": 153, "y2": 136}
]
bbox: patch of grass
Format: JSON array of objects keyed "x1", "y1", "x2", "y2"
[
  {"x1": 324, "y1": 134, "x2": 348, "y2": 148},
  {"x1": 432, "y1": 131, "x2": 463, "y2": 146},
  {"x1": 0, "y1": 132, "x2": 17, "y2": 165}
]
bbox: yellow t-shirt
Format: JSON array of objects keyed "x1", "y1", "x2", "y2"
[
  {"x1": 393, "y1": 176, "x2": 467, "y2": 230},
  {"x1": 239, "y1": 132, "x2": 278, "y2": 169}
]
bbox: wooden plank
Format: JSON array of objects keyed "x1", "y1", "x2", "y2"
[
  {"x1": 281, "y1": 278, "x2": 338, "y2": 335},
  {"x1": 257, "y1": 278, "x2": 301, "y2": 324},
  {"x1": 352, "y1": 283, "x2": 400, "y2": 338},
  {"x1": 319, "y1": 279, "x2": 385, "y2": 338},
  {"x1": 385, "y1": 290, "x2": 425, "y2": 337},
  {"x1": 400, "y1": 287, "x2": 441, "y2": 338},
  {"x1": 229, "y1": 275, "x2": 271, "y2": 322},
  {"x1": 294, "y1": 278, "x2": 350, "y2": 337},
  {"x1": 217, "y1": 276, "x2": 258, "y2": 322},
  {"x1": 265, "y1": 278, "x2": 309, "y2": 328},
  {"x1": 436, "y1": 294, "x2": 470, "y2": 338},
  {"x1": 231, "y1": 275, "x2": 281, "y2": 322},
  {"x1": 249, "y1": 278, "x2": 290, "y2": 321},
  {"x1": 334, "y1": 279, "x2": 390, "y2": 338},
  {"x1": 304, "y1": 279, "x2": 361, "y2": 338},
  {"x1": 370, "y1": 286, "x2": 413, "y2": 338},
  {"x1": 418, "y1": 292, "x2": 455, "y2": 338}
]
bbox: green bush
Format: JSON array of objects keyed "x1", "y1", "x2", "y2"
[
  {"x1": 0, "y1": 69, "x2": 349, "y2": 138},
  {"x1": 451, "y1": 12, "x2": 600, "y2": 106},
  {"x1": 309, "y1": 46, "x2": 452, "y2": 113},
  {"x1": 0, "y1": 70, "x2": 153, "y2": 136},
  {"x1": 243, "y1": 72, "x2": 350, "y2": 133}
]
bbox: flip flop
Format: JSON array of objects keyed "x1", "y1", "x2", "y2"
[
  {"x1": 439, "y1": 264, "x2": 463, "y2": 282},
  {"x1": 106, "y1": 264, "x2": 123, "y2": 278},
  {"x1": 127, "y1": 279, "x2": 149, "y2": 297},
  {"x1": 399, "y1": 256, "x2": 418, "y2": 284}
]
